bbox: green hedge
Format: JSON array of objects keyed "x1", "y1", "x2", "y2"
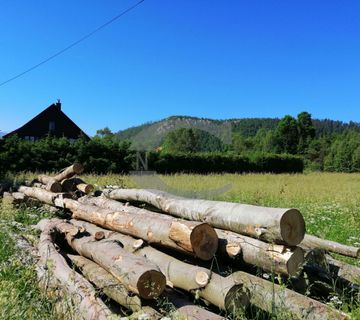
[
  {"x1": 0, "y1": 135, "x2": 135, "y2": 174},
  {"x1": 148, "y1": 152, "x2": 304, "y2": 174},
  {"x1": 0, "y1": 136, "x2": 303, "y2": 174}
]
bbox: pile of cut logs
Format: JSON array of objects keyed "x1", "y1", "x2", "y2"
[{"x1": 2, "y1": 163, "x2": 359, "y2": 320}]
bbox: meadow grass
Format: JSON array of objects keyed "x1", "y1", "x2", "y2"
[
  {"x1": 1, "y1": 172, "x2": 359, "y2": 319},
  {"x1": 83, "y1": 171, "x2": 360, "y2": 266}
]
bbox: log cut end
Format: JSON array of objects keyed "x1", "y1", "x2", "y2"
[
  {"x1": 286, "y1": 247, "x2": 305, "y2": 277},
  {"x1": 47, "y1": 181, "x2": 62, "y2": 193},
  {"x1": 72, "y1": 163, "x2": 84, "y2": 174},
  {"x1": 224, "y1": 284, "x2": 250, "y2": 311},
  {"x1": 190, "y1": 223, "x2": 219, "y2": 260},
  {"x1": 280, "y1": 209, "x2": 306, "y2": 246},
  {"x1": 136, "y1": 270, "x2": 166, "y2": 300}
]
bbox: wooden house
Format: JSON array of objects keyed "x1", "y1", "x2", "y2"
[{"x1": 3, "y1": 101, "x2": 89, "y2": 140}]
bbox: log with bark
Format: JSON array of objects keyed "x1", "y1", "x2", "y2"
[
  {"x1": 61, "y1": 178, "x2": 94, "y2": 194},
  {"x1": 54, "y1": 163, "x2": 84, "y2": 181},
  {"x1": 301, "y1": 234, "x2": 360, "y2": 258},
  {"x1": 164, "y1": 288, "x2": 225, "y2": 320},
  {"x1": 2, "y1": 191, "x2": 29, "y2": 205},
  {"x1": 231, "y1": 271, "x2": 349, "y2": 320},
  {"x1": 326, "y1": 256, "x2": 360, "y2": 284},
  {"x1": 52, "y1": 219, "x2": 166, "y2": 300},
  {"x1": 216, "y1": 229, "x2": 304, "y2": 276},
  {"x1": 36, "y1": 219, "x2": 114, "y2": 320},
  {"x1": 68, "y1": 254, "x2": 142, "y2": 312},
  {"x1": 70, "y1": 219, "x2": 250, "y2": 313},
  {"x1": 18, "y1": 186, "x2": 71, "y2": 207},
  {"x1": 33, "y1": 180, "x2": 62, "y2": 193},
  {"x1": 102, "y1": 188, "x2": 306, "y2": 246},
  {"x1": 66, "y1": 197, "x2": 218, "y2": 260}
]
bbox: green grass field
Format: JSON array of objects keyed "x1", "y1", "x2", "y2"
[{"x1": 0, "y1": 172, "x2": 359, "y2": 319}]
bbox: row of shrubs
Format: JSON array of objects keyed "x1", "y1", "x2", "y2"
[
  {"x1": 0, "y1": 136, "x2": 303, "y2": 174},
  {"x1": 148, "y1": 152, "x2": 304, "y2": 174}
]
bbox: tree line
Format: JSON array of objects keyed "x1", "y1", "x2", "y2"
[{"x1": 1, "y1": 112, "x2": 359, "y2": 174}]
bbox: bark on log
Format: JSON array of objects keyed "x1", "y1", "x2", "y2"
[
  {"x1": 70, "y1": 219, "x2": 249, "y2": 313},
  {"x1": 53, "y1": 219, "x2": 166, "y2": 299},
  {"x1": 232, "y1": 271, "x2": 349, "y2": 320},
  {"x1": 176, "y1": 305, "x2": 224, "y2": 320},
  {"x1": 216, "y1": 229, "x2": 304, "y2": 276},
  {"x1": 302, "y1": 234, "x2": 360, "y2": 258},
  {"x1": 68, "y1": 197, "x2": 218, "y2": 260},
  {"x1": 62, "y1": 178, "x2": 94, "y2": 194},
  {"x1": 18, "y1": 186, "x2": 70, "y2": 206},
  {"x1": 36, "y1": 219, "x2": 113, "y2": 320},
  {"x1": 33, "y1": 180, "x2": 62, "y2": 193},
  {"x1": 2, "y1": 192, "x2": 29, "y2": 205},
  {"x1": 165, "y1": 288, "x2": 225, "y2": 320},
  {"x1": 54, "y1": 163, "x2": 84, "y2": 181},
  {"x1": 103, "y1": 188, "x2": 305, "y2": 246},
  {"x1": 68, "y1": 254, "x2": 142, "y2": 312},
  {"x1": 326, "y1": 256, "x2": 360, "y2": 284}
]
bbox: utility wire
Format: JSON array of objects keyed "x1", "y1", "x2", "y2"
[{"x1": 0, "y1": 0, "x2": 145, "y2": 88}]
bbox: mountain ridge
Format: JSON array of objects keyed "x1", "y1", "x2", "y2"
[{"x1": 115, "y1": 115, "x2": 360, "y2": 150}]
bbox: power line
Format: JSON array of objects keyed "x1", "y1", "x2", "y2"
[{"x1": 0, "y1": 0, "x2": 145, "y2": 88}]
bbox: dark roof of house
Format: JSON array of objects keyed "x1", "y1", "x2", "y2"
[{"x1": 4, "y1": 101, "x2": 90, "y2": 140}]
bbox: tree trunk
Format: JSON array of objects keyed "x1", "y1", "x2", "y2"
[
  {"x1": 232, "y1": 271, "x2": 349, "y2": 320},
  {"x1": 103, "y1": 188, "x2": 305, "y2": 246},
  {"x1": 54, "y1": 163, "x2": 84, "y2": 181},
  {"x1": 70, "y1": 219, "x2": 249, "y2": 313},
  {"x1": 53, "y1": 219, "x2": 166, "y2": 300},
  {"x1": 61, "y1": 178, "x2": 94, "y2": 194},
  {"x1": 216, "y1": 229, "x2": 304, "y2": 276},
  {"x1": 68, "y1": 254, "x2": 143, "y2": 312},
  {"x1": 301, "y1": 234, "x2": 360, "y2": 258},
  {"x1": 165, "y1": 288, "x2": 225, "y2": 320},
  {"x1": 67, "y1": 197, "x2": 218, "y2": 260},
  {"x1": 36, "y1": 219, "x2": 114, "y2": 320},
  {"x1": 2, "y1": 192, "x2": 29, "y2": 205},
  {"x1": 18, "y1": 186, "x2": 70, "y2": 206},
  {"x1": 326, "y1": 256, "x2": 360, "y2": 284},
  {"x1": 33, "y1": 180, "x2": 62, "y2": 193}
]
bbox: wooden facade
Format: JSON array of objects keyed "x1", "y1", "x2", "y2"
[{"x1": 4, "y1": 101, "x2": 89, "y2": 140}]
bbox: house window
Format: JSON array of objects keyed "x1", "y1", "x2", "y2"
[{"x1": 49, "y1": 121, "x2": 55, "y2": 132}]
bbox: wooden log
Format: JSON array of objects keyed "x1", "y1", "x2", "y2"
[
  {"x1": 68, "y1": 197, "x2": 218, "y2": 260},
  {"x1": 36, "y1": 219, "x2": 113, "y2": 320},
  {"x1": 54, "y1": 163, "x2": 84, "y2": 181},
  {"x1": 54, "y1": 219, "x2": 166, "y2": 300},
  {"x1": 176, "y1": 305, "x2": 224, "y2": 320},
  {"x1": 70, "y1": 219, "x2": 249, "y2": 313},
  {"x1": 103, "y1": 188, "x2": 306, "y2": 246},
  {"x1": 232, "y1": 271, "x2": 349, "y2": 320},
  {"x1": 18, "y1": 186, "x2": 70, "y2": 206},
  {"x1": 62, "y1": 178, "x2": 94, "y2": 194},
  {"x1": 2, "y1": 192, "x2": 29, "y2": 205},
  {"x1": 165, "y1": 288, "x2": 225, "y2": 320},
  {"x1": 33, "y1": 180, "x2": 62, "y2": 193},
  {"x1": 68, "y1": 254, "x2": 142, "y2": 312},
  {"x1": 301, "y1": 234, "x2": 360, "y2": 258},
  {"x1": 217, "y1": 229, "x2": 304, "y2": 276},
  {"x1": 326, "y1": 256, "x2": 360, "y2": 284}
]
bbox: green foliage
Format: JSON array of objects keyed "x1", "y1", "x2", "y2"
[
  {"x1": 274, "y1": 115, "x2": 300, "y2": 154},
  {"x1": 148, "y1": 152, "x2": 303, "y2": 174},
  {"x1": 162, "y1": 128, "x2": 224, "y2": 153},
  {"x1": 324, "y1": 130, "x2": 360, "y2": 172},
  {"x1": 0, "y1": 135, "x2": 134, "y2": 174}
]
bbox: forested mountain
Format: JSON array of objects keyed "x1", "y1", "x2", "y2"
[{"x1": 116, "y1": 116, "x2": 360, "y2": 150}]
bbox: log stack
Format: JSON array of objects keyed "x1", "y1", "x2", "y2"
[{"x1": 3, "y1": 163, "x2": 358, "y2": 320}]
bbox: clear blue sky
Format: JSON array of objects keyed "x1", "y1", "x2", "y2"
[{"x1": 1, "y1": 0, "x2": 360, "y2": 136}]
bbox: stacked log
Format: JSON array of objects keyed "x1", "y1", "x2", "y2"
[{"x1": 4, "y1": 163, "x2": 358, "y2": 319}]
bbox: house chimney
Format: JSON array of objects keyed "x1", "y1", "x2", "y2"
[{"x1": 56, "y1": 99, "x2": 61, "y2": 110}]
